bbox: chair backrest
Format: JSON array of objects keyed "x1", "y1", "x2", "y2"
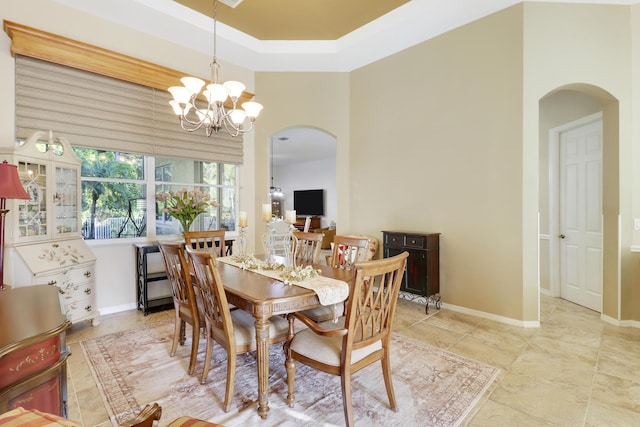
[
  {"x1": 328, "y1": 235, "x2": 371, "y2": 269},
  {"x1": 158, "y1": 242, "x2": 196, "y2": 312},
  {"x1": 184, "y1": 230, "x2": 226, "y2": 257},
  {"x1": 344, "y1": 251, "x2": 409, "y2": 351},
  {"x1": 186, "y1": 247, "x2": 235, "y2": 346},
  {"x1": 292, "y1": 231, "x2": 324, "y2": 264}
]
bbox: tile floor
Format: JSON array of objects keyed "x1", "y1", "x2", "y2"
[{"x1": 65, "y1": 294, "x2": 640, "y2": 426}]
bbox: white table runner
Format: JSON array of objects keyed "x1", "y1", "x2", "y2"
[{"x1": 217, "y1": 256, "x2": 348, "y2": 306}]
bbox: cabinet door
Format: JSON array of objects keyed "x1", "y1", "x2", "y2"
[
  {"x1": 54, "y1": 166, "x2": 79, "y2": 236},
  {"x1": 16, "y1": 160, "x2": 48, "y2": 240},
  {"x1": 385, "y1": 247, "x2": 426, "y2": 295}
]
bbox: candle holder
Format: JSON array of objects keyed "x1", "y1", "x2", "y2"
[
  {"x1": 262, "y1": 220, "x2": 275, "y2": 262},
  {"x1": 283, "y1": 223, "x2": 298, "y2": 268},
  {"x1": 237, "y1": 226, "x2": 247, "y2": 257}
]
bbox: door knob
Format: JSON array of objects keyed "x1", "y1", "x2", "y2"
[{"x1": 559, "y1": 234, "x2": 566, "y2": 239}]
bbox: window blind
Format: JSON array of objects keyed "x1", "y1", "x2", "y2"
[{"x1": 15, "y1": 55, "x2": 244, "y2": 164}]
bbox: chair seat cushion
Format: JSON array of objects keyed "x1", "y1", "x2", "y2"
[
  {"x1": 289, "y1": 318, "x2": 382, "y2": 367},
  {"x1": 300, "y1": 304, "x2": 344, "y2": 322},
  {"x1": 229, "y1": 309, "x2": 289, "y2": 346}
]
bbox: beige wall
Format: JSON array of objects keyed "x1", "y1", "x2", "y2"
[
  {"x1": 523, "y1": 2, "x2": 633, "y2": 321},
  {"x1": 252, "y1": 72, "x2": 350, "y2": 246},
  {"x1": 348, "y1": 6, "x2": 525, "y2": 320}
]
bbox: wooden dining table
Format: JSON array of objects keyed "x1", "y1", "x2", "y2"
[{"x1": 215, "y1": 258, "x2": 352, "y2": 420}]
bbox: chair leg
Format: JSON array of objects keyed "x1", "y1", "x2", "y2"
[
  {"x1": 381, "y1": 352, "x2": 398, "y2": 412},
  {"x1": 170, "y1": 316, "x2": 181, "y2": 357},
  {"x1": 341, "y1": 371, "x2": 354, "y2": 427},
  {"x1": 222, "y1": 352, "x2": 237, "y2": 412},
  {"x1": 187, "y1": 321, "x2": 200, "y2": 375},
  {"x1": 200, "y1": 335, "x2": 213, "y2": 385},
  {"x1": 179, "y1": 319, "x2": 187, "y2": 345}
]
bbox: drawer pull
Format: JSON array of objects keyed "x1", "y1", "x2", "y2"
[
  {"x1": 84, "y1": 271, "x2": 92, "y2": 277},
  {"x1": 411, "y1": 239, "x2": 416, "y2": 244},
  {"x1": 48, "y1": 280, "x2": 57, "y2": 286},
  {"x1": 84, "y1": 288, "x2": 92, "y2": 295},
  {"x1": 85, "y1": 305, "x2": 92, "y2": 312}
]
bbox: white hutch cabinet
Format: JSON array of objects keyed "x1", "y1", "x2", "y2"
[{"x1": 0, "y1": 131, "x2": 98, "y2": 325}]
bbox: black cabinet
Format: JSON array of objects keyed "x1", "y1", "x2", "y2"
[
  {"x1": 382, "y1": 231, "x2": 440, "y2": 313},
  {"x1": 135, "y1": 243, "x2": 173, "y2": 315}
]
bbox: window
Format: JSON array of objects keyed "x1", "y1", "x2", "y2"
[{"x1": 73, "y1": 147, "x2": 239, "y2": 240}]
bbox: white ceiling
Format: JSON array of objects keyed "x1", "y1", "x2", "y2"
[
  {"x1": 51, "y1": 0, "x2": 636, "y2": 162},
  {"x1": 52, "y1": 0, "x2": 633, "y2": 73}
]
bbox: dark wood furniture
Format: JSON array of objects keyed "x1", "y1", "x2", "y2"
[
  {"x1": 215, "y1": 257, "x2": 352, "y2": 420},
  {"x1": 293, "y1": 216, "x2": 320, "y2": 231},
  {"x1": 0, "y1": 285, "x2": 71, "y2": 417},
  {"x1": 135, "y1": 243, "x2": 173, "y2": 315},
  {"x1": 382, "y1": 231, "x2": 441, "y2": 313}
]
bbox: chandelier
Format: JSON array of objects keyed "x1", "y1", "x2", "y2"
[{"x1": 168, "y1": 0, "x2": 263, "y2": 137}]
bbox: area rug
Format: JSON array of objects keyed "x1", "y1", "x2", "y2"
[{"x1": 81, "y1": 320, "x2": 499, "y2": 427}]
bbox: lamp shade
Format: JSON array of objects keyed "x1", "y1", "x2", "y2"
[{"x1": 0, "y1": 161, "x2": 29, "y2": 199}]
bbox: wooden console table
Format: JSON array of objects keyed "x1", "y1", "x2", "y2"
[
  {"x1": 382, "y1": 231, "x2": 441, "y2": 313},
  {"x1": 0, "y1": 285, "x2": 71, "y2": 417}
]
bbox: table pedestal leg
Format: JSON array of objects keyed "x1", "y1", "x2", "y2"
[{"x1": 255, "y1": 316, "x2": 270, "y2": 419}]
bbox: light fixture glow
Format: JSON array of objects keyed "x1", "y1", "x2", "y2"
[{"x1": 168, "y1": 0, "x2": 263, "y2": 137}]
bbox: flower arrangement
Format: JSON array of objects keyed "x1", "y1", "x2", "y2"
[
  {"x1": 155, "y1": 189, "x2": 218, "y2": 232},
  {"x1": 280, "y1": 265, "x2": 320, "y2": 285}
]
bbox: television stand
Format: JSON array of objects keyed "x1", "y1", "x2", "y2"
[{"x1": 294, "y1": 216, "x2": 321, "y2": 231}]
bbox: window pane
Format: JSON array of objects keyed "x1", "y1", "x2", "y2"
[
  {"x1": 222, "y1": 164, "x2": 236, "y2": 186},
  {"x1": 220, "y1": 187, "x2": 237, "y2": 231},
  {"x1": 80, "y1": 181, "x2": 147, "y2": 239},
  {"x1": 73, "y1": 147, "x2": 144, "y2": 179}
]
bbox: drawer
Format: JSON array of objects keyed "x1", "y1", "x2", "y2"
[
  {"x1": 404, "y1": 235, "x2": 426, "y2": 249},
  {"x1": 58, "y1": 281, "x2": 95, "y2": 301},
  {"x1": 35, "y1": 265, "x2": 95, "y2": 287},
  {"x1": 62, "y1": 297, "x2": 96, "y2": 322},
  {"x1": 384, "y1": 233, "x2": 405, "y2": 247}
]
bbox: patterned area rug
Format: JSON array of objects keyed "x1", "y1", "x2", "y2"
[{"x1": 81, "y1": 320, "x2": 498, "y2": 427}]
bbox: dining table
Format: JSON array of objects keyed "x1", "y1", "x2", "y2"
[{"x1": 214, "y1": 256, "x2": 352, "y2": 420}]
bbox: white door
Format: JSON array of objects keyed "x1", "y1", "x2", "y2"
[{"x1": 559, "y1": 118, "x2": 603, "y2": 312}]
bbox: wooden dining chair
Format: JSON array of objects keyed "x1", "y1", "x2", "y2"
[
  {"x1": 158, "y1": 242, "x2": 203, "y2": 376},
  {"x1": 186, "y1": 247, "x2": 289, "y2": 412},
  {"x1": 292, "y1": 231, "x2": 324, "y2": 264},
  {"x1": 301, "y1": 234, "x2": 373, "y2": 323},
  {"x1": 284, "y1": 251, "x2": 409, "y2": 427},
  {"x1": 184, "y1": 229, "x2": 226, "y2": 257},
  {"x1": 325, "y1": 235, "x2": 371, "y2": 269}
]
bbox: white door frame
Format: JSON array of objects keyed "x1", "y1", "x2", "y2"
[{"x1": 548, "y1": 112, "x2": 603, "y2": 297}]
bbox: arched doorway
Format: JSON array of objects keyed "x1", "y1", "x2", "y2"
[
  {"x1": 270, "y1": 127, "x2": 337, "y2": 229},
  {"x1": 539, "y1": 85, "x2": 619, "y2": 316}
]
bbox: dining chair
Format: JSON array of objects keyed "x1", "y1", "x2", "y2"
[
  {"x1": 158, "y1": 242, "x2": 203, "y2": 376},
  {"x1": 184, "y1": 229, "x2": 226, "y2": 257},
  {"x1": 302, "y1": 234, "x2": 373, "y2": 323},
  {"x1": 186, "y1": 247, "x2": 289, "y2": 412},
  {"x1": 292, "y1": 231, "x2": 324, "y2": 264},
  {"x1": 284, "y1": 251, "x2": 409, "y2": 427},
  {"x1": 325, "y1": 235, "x2": 372, "y2": 269}
]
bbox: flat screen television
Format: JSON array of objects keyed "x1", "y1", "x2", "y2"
[{"x1": 293, "y1": 189, "x2": 324, "y2": 216}]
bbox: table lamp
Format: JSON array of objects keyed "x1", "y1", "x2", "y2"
[{"x1": 0, "y1": 160, "x2": 30, "y2": 290}]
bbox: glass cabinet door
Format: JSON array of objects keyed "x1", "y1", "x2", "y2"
[
  {"x1": 55, "y1": 166, "x2": 79, "y2": 236},
  {"x1": 17, "y1": 161, "x2": 48, "y2": 238}
]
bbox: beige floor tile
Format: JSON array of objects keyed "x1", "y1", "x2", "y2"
[
  {"x1": 591, "y1": 372, "x2": 640, "y2": 413},
  {"x1": 466, "y1": 399, "x2": 556, "y2": 427},
  {"x1": 585, "y1": 399, "x2": 640, "y2": 427},
  {"x1": 490, "y1": 372, "x2": 590, "y2": 425},
  {"x1": 449, "y1": 334, "x2": 522, "y2": 371},
  {"x1": 397, "y1": 321, "x2": 462, "y2": 349}
]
